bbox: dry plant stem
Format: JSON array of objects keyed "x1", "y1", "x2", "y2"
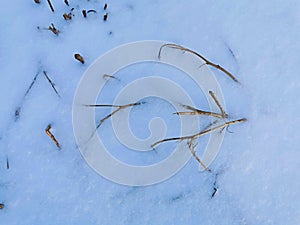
[
  {"x1": 158, "y1": 43, "x2": 239, "y2": 83},
  {"x1": 209, "y1": 90, "x2": 227, "y2": 118},
  {"x1": 104, "y1": 3, "x2": 108, "y2": 10},
  {"x1": 63, "y1": 13, "x2": 72, "y2": 20},
  {"x1": 0, "y1": 203, "x2": 4, "y2": 210},
  {"x1": 64, "y1": 0, "x2": 69, "y2": 6},
  {"x1": 188, "y1": 139, "x2": 211, "y2": 172},
  {"x1": 43, "y1": 71, "x2": 60, "y2": 97},
  {"x1": 103, "y1": 13, "x2": 108, "y2": 21},
  {"x1": 34, "y1": 0, "x2": 40, "y2": 4},
  {"x1": 175, "y1": 104, "x2": 224, "y2": 118},
  {"x1": 45, "y1": 124, "x2": 61, "y2": 149},
  {"x1": 103, "y1": 74, "x2": 119, "y2": 81},
  {"x1": 151, "y1": 118, "x2": 247, "y2": 148},
  {"x1": 85, "y1": 103, "x2": 142, "y2": 128},
  {"x1": 47, "y1": 0, "x2": 55, "y2": 12},
  {"x1": 82, "y1": 10, "x2": 87, "y2": 18}
]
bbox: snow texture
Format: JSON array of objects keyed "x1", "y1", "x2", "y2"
[{"x1": 0, "y1": 0, "x2": 299, "y2": 224}]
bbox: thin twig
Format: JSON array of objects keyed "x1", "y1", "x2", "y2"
[
  {"x1": 47, "y1": 0, "x2": 55, "y2": 12},
  {"x1": 151, "y1": 118, "x2": 247, "y2": 148},
  {"x1": 103, "y1": 74, "x2": 120, "y2": 81},
  {"x1": 188, "y1": 138, "x2": 211, "y2": 172},
  {"x1": 6, "y1": 157, "x2": 9, "y2": 170},
  {"x1": 209, "y1": 90, "x2": 227, "y2": 118},
  {"x1": 158, "y1": 43, "x2": 239, "y2": 83},
  {"x1": 45, "y1": 124, "x2": 61, "y2": 149},
  {"x1": 42, "y1": 71, "x2": 60, "y2": 97},
  {"x1": 85, "y1": 102, "x2": 144, "y2": 128}
]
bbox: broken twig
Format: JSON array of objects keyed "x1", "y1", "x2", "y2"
[
  {"x1": 158, "y1": 43, "x2": 239, "y2": 83},
  {"x1": 74, "y1": 54, "x2": 85, "y2": 64},
  {"x1": 45, "y1": 124, "x2": 61, "y2": 149},
  {"x1": 103, "y1": 74, "x2": 119, "y2": 81}
]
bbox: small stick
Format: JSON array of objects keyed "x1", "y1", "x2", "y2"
[
  {"x1": 74, "y1": 53, "x2": 85, "y2": 64},
  {"x1": 151, "y1": 118, "x2": 247, "y2": 148},
  {"x1": 188, "y1": 139, "x2": 211, "y2": 172},
  {"x1": 209, "y1": 91, "x2": 227, "y2": 118},
  {"x1": 47, "y1": 0, "x2": 55, "y2": 12},
  {"x1": 48, "y1": 23, "x2": 60, "y2": 35},
  {"x1": 87, "y1": 10, "x2": 97, "y2": 14},
  {"x1": 42, "y1": 71, "x2": 60, "y2": 97},
  {"x1": 158, "y1": 43, "x2": 239, "y2": 83},
  {"x1": 45, "y1": 124, "x2": 61, "y2": 149},
  {"x1": 103, "y1": 13, "x2": 108, "y2": 21},
  {"x1": 211, "y1": 187, "x2": 218, "y2": 198},
  {"x1": 103, "y1": 74, "x2": 119, "y2": 81},
  {"x1": 0, "y1": 203, "x2": 4, "y2": 209},
  {"x1": 6, "y1": 157, "x2": 9, "y2": 170},
  {"x1": 34, "y1": 0, "x2": 40, "y2": 4},
  {"x1": 104, "y1": 3, "x2": 108, "y2": 10},
  {"x1": 82, "y1": 10, "x2": 87, "y2": 18},
  {"x1": 64, "y1": 0, "x2": 69, "y2": 6}
]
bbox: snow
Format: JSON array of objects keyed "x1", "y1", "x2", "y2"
[{"x1": 0, "y1": 0, "x2": 299, "y2": 224}]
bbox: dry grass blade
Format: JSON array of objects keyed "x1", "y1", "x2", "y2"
[
  {"x1": 151, "y1": 118, "x2": 247, "y2": 148},
  {"x1": 45, "y1": 124, "x2": 61, "y2": 149},
  {"x1": 85, "y1": 102, "x2": 143, "y2": 128},
  {"x1": 209, "y1": 90, "x2": 227, "y2": 118},
  {"x1": 188, "y1": 139, "x2": 211, "y2": 172},
  {"x1": 158, "y1": 43, "x2": 239, "y2": 83},
  {"x1": 42, "y1": 71, "x2": 60, "y2": 97}
]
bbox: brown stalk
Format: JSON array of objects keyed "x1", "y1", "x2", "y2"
[
  {"x1": 175, "y1": 104, "x2": 224, "y2": 118},
  {"x1": 188, "y1": 138, "x2": 211, "y2": 172},
  {"x1": 151, "y1": 118, "x2": 247, "y2": 148},
  {"x1": 45, "y1": 124, "x2": 61, "y2": 149},
  {"x1": 34, "y1": 0, "x2": 40, "y2": 4},
  {"x1": 0, "y1": 203, "x2": 4, "y2": 209},
  {"x1": 63, "y1": 13, "x2": 72, "y2": 20},
  {"x1": 209, "y1": 90, "x2": 227, "y2": 118},
  {"x1": 158, "y1": 43, "x2": 239, "y2": 83}
]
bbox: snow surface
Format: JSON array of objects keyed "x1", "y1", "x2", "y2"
[{"x1": 0, "y1": 0, "x2": 299, "y2": 224}]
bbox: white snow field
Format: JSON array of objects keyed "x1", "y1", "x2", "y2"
[{"x1": 0, "y1": 0, "x2": 299, "y2": 224}]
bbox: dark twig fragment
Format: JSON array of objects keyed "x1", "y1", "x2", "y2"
[
  {"x1": 82, "y1": 10, "x2": 87, "y2": 18},
  {"x1": 34, "y1": 0, "x2": 40, "y2": 4},
  {"x1": 104, "y1": 3, "x2": 108, "y2": 10},
  {"x1": 103, "y1": 74, "x2": 119, "y2": 81},
  {"x1": 6, "y1": 157, "x2": 9, "y2": 170},
  {"x1": 64, "y1": 0, "x2": 69, "y2": 6},
  {"x1": 45, "y1": 124, "x2": 61, "y2": 149},
  {"x1": 74, "y1": 53, "x2": 85, "y2": 64},
  {"x1": 47, "y1": 0, "x2": 55, "y2": 12},
  {"x1": 103, "y1": 13, "x2": 108, "y2": 21},
  {"x1": 0, "y1": 203, "x2": 4, "y2": 209}
]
